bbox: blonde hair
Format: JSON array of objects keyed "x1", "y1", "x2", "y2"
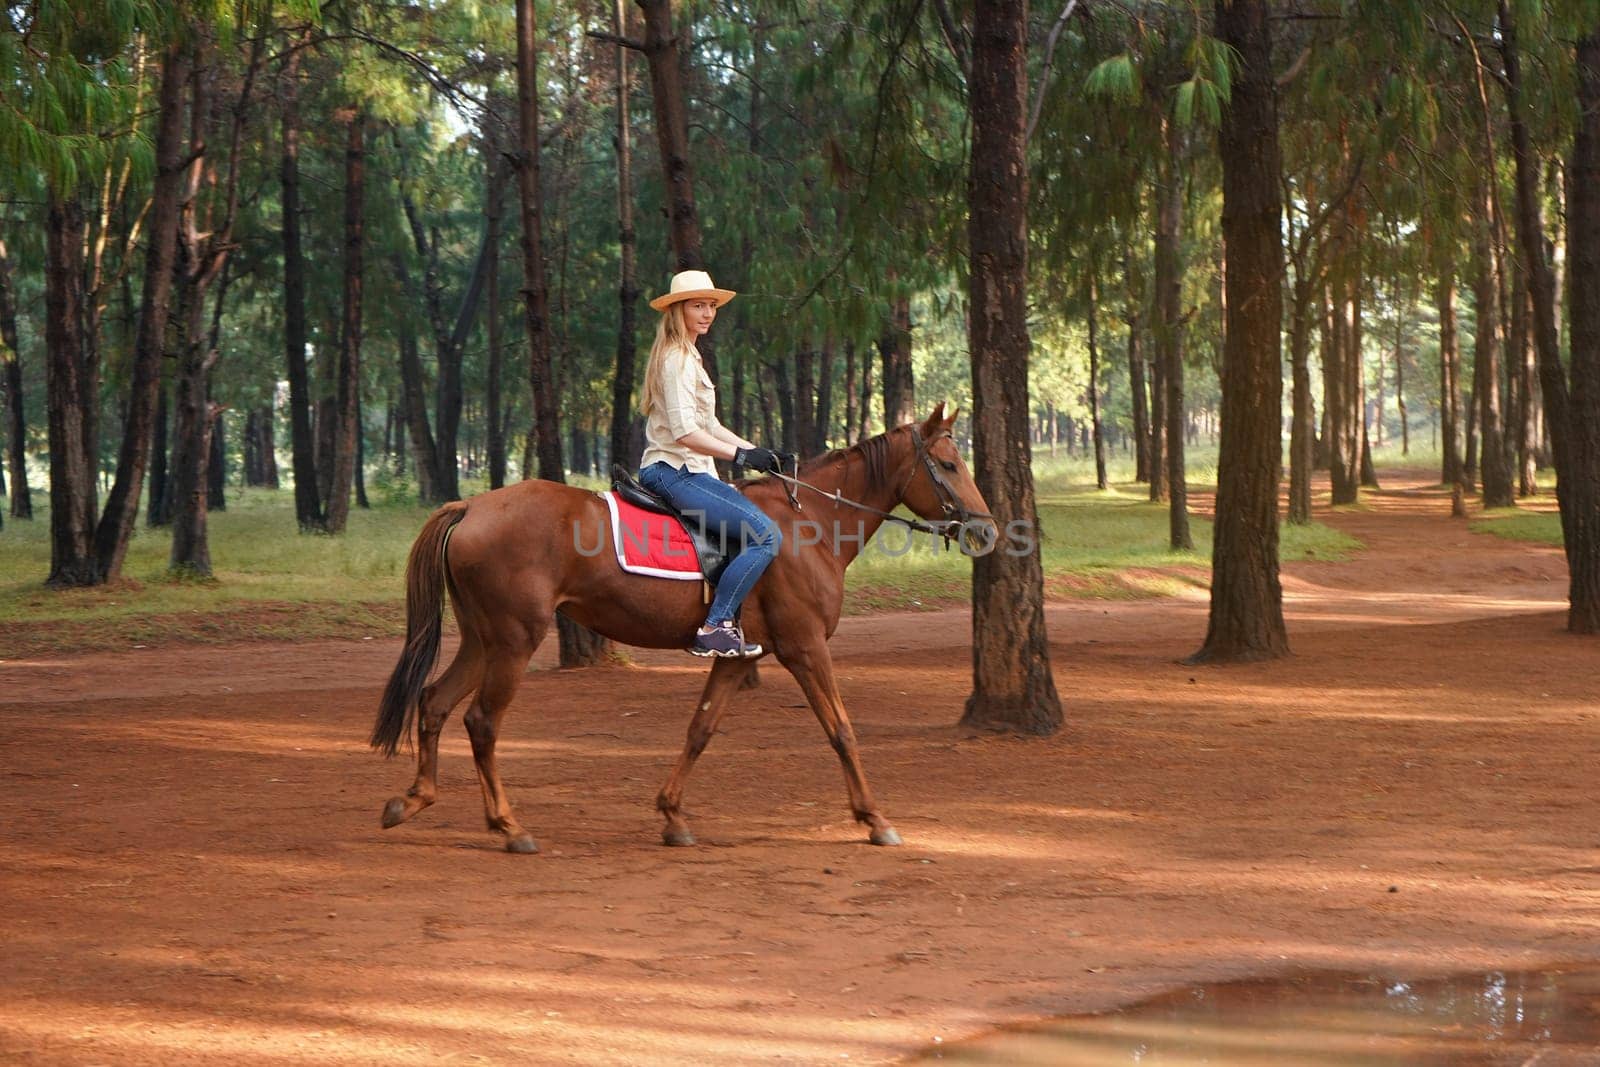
[{"x1": 639, "y1": 302, "x2": 696, "y2": 417}]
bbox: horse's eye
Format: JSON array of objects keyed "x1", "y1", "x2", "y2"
[{"x1": 940, "y1": 460, "x2": 957, "y2": 472}]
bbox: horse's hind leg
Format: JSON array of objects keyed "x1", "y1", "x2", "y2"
[
  {"x1": 656, "y1": 657, "x2": 754, "y2": 846},
  {"x1": 382, "y1": 636, "x2": 485, "y2": 829},
  {"x1": 464, "y1": 634, "x2": 541, "y2": 853}
]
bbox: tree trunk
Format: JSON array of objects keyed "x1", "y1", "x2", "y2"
[
  {"x1": 92, "y1": 37, "x2": 192, "y2": 580},
  {"x1": 485, "y1": 105, "x2": 509, "y2": 490},
  {"x1": 961, "y1": 0, "x2": 1062, "y2": 736},
  {"x1": 609, "y1": 0, "x2": 642, "y2": 473},
  {"x1": 1190, "y1": 0, "x2": 1289, "y2": 663},
  {"x1": 773, "y1": 357, "x2": 796, "y2": 453},
  {"x1": 263, "y1": 407, "x2": 279, "y2": 489},
  {"x1": 1327, "y1": 255, "x2": 1359, "y2": 503},
  {"x1": 879, "y1": 294, "x2": 915, "y2": 429},
  {"x1": 0, "y1": 233, "x2": 32, "y2": 519},
  {"x1": 324, "y1": 112, "x2": 365, "y2": 535},
  {"x1": 636, "y1": 0, "x2": 718, "y2": 396},
  {"x1": 1473, "y1": 189, "x2": 1514, "y2": 509},
  {"x1": 1535, "y1": 24, "x2": 1600, "y2": 632},
  {"x1": 1394, "y1": 286, "x2": 1409, "y2": 455},
  {"x1": 1358, "y1": 274, "x2": 1379, "y2": 491},
  {"x1": 1146, "y1": 298, "x2": 1168, "y2": 502},
  {"x1": 1287, "y1": 278, "x2": 1315, "y2": 524},
  {"x1": 523, "y1": 0, "x2": 606, "y2": 665},
  {"x1": 148, "y1": 378, "x2": 172, "y2": 526},
  {"x1": 207, "y1": 409, "x2": 226, "y2": 511},
  {"x1": 856, "y1": 343, "x2": 874, "y2": 442},
  {"x1": 169, "y1": 33, "x2": 260, "y2": 575},
  {"x1": 758, "y1": 363, "x2": 778, "y2": 446},
  {"x1": 354, "y1": 390, "x2": 368, "y2": 509},
  {"x1": 281, "y1": 41, "x2": 321, "y2": 530},
  {"x1": 1087, "y1": 273, "x2": 1108, "y2": 491},
  {"x1": 315, "y1": 334, "x2": 337, "y2": 508},
  {"x1": 1125, "y1": 295, "x2": 1150, "y2": 483},
  {"x1": 243, "y1": 409, "x2": 258, "y2": 486},
  {"x1": 1513, "y1": 252, "x2": 1539, "y2": 496},
  {"x1": 167, "y1": 261, "x2": 219, "y2": 576},
  {"x1": 1465, "y1": 370, "x2": 1479, "y2": 491},
  {"x1": 45, "y1": 191, "x2": 99, "y2": 585},
  {"x1": 396, "y1": 177, "x2": 494, "y2": 503},
  {"x1": 515, "y1": 0, "x2": 564, "y2": 483},
  {"x1": 395, "y1": 303, "x2": 441, "y2": 503},
  {"x1": 1155, "y1": 115, "x2": 1190, "y2": 548},
  {"x1": 167, "y1": 309, "x2": 218, "y2": 576},
  {"x1": 1373, "y1": 328, "x2": 1387, "y2": 451},
  {"x1": 245, "y1": 409, "x2": 267, "y2": 487},
  {"x1": 844, "y1": 340, "x2": 858, "y2": 446},
  {"x1": 1359, "y1": 419, "x2": 1379, "y2": 488},
  {"x1": 1314, "y1": 290, "x2": 1333, "y2": 468},
  {"x1": 1438, "y1": 271, "x2": 1463, "y2": 486},
  {"x1": 793, "y1": 346, "x2": 818, "y2": 456},
  {"x1": 814, "y1": 337, "x2": 834, "y2": 455}
]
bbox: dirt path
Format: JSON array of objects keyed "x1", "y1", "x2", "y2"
[{"x1": 3, "y1": 471, "x2": 1596, "y2": 1065}]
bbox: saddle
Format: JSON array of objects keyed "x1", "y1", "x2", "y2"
[{"x1": 608, "y1": 466, "x2": 733, "y2": 585}]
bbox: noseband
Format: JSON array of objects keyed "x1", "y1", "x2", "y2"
[{"x1": 906, "y1": 427, "x2": 995, "y2": 539}]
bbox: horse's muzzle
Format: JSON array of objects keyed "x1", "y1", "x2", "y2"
[{"x1": 955, "y1": 519, "x2": 999, "y2": 557}]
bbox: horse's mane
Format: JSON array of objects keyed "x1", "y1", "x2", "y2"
[{"x1": 796, "y1": 428, "x2": 896, "y2": 488}]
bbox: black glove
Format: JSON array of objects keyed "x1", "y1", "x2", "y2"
[
  {"x1": 776, "y1": 450, "x2": 798, "y2": 474},
  {"x1": 735, "y1": 445, "x2": 783, "y2": 474}
]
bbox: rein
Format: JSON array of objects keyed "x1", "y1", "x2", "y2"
[{"x1": 767, "y1": 428, "x2": 991, "y2": 545}]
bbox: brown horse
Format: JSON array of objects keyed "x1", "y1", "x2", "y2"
[{"x1": 370, "y1": 404, "x2": 997, "y2": 853}]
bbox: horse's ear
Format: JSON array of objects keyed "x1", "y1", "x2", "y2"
[
  {"x1": 925, "y1": 401, "x2": 947, "y2": 426},
  {"x1": 945, "y1": 405, "x2": 960, "y2": 427}
]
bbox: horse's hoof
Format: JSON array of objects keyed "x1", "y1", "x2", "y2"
[
  {"x1": 870, "y1": 826, "x2": 903, "y2": 846},
  {"x1": 381, "y1": 797, "x2": 408, "y2": 829},
  {"x1": 662, "y1": 828, "x2": 697, "y2": 847},
  {"x1": 505, "y1": 834, "x2": 540, "y2": 854}
]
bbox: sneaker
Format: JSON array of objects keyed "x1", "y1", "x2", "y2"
[{"x1": 690, "y1": 620, "x2": 764, "y2": 658}]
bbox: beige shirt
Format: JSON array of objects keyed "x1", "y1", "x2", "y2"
[{"x1": 641, "y1": 343, "x2": 721, "y2": 475}]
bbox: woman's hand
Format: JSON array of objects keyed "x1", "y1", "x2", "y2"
[{"x1": 734, "y1": 446, "x2": 784, "y2": 474}]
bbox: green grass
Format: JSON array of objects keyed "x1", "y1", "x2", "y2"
[
  {"x1": 844, "y1": 474, "x2": 1359, "y2": 612},
  {"x1": 1470, "y1": 508, "x2": 1564, "y2": 546},
  {"x1": 0, "y1": 468, "x2": 1360, "y2": 653},
  {"x1": 0, "y1": 488, "x2": 434, "y2": 623},
  {"x1": 0, "y1": 488, "x2": 438, "y2": 653}
]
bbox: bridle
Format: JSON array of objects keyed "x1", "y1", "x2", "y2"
[{"x1": 769, "y1": 426, "x2": 996, "y2": 549}]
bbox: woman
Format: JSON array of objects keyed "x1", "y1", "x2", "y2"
[{"x1": 638, "y1": 270, "x2": 788, "y2": 658}]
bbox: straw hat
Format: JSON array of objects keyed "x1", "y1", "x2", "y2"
[{"x1": 649, "y1": 269, "x2": 737, "y2": 311}]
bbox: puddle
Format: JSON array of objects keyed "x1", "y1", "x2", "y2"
[{"x1": 911, "y1": 967, "x2": 1600, "y2": 1065}]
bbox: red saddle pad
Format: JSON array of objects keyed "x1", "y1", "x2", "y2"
[{"x1": 600, "y1": 491, "x2": 704, "y2": 580}]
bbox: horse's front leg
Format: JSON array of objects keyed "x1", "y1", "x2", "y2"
[
  {"x1": 656, "y1": 656, "x2": 756, "y2": 846},
  {"x1": 777, "y1": 635, "x2": 901, "y2": 846}
]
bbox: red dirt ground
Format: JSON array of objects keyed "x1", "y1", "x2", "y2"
[{"x1": 3, "y1": 471, "x2": 1597, "y2": 1065}]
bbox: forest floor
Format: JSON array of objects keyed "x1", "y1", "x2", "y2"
[{"x1": 2, "y1": 469, "x2": 1595, "y2": 1065}]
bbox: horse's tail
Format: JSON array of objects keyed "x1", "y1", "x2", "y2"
[{"x1": 371, "y1": 501, "x2": 469, "y2": 757}]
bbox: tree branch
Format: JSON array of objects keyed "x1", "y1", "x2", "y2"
[
  {"x1": 1275, "y1": 44, "x2": 1311, "y2": 88},
  {"x1": 585, "y1": 29, "x2": 644, "y2": 51},
  {"x1": 929, "y1": 0, "x2": 969, "y2": 82},
  {"x1": 863, "y1": 0, "x2": 928, "y2": 180},
  {"x1": 1026, "y1": 0, "x2": 1081, "y2": 145}
]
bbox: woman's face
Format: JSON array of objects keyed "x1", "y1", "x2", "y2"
[{"x1": 681, "y1": 298, "x2": 718, "y2": 337}]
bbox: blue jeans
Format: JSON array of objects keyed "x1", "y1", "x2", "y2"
[{"x1": 639, "y1": 462, "x2": 783, "y2": 626}]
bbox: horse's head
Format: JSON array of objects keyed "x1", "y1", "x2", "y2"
[{"x1": 898, "y1": 404, "x2": 999, "y2": 557}]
